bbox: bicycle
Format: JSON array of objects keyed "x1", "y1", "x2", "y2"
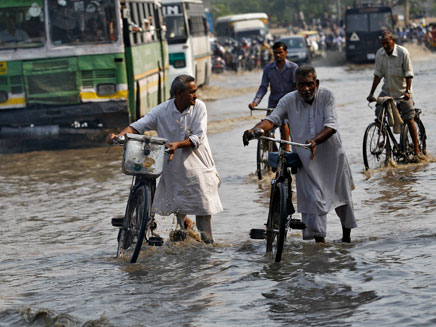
[
  {"x1": 363, "y1": 96, "x2": 427, "y2": 170},
  {"x1": 249, "y1": 107, "x2": 278, "y2": 180},
  {"x1": 248, "y1": 129, "x2": 310, "y2": 262},
  {"x1": 110, "y1": 133, "x2": 168, "y2": 263}
]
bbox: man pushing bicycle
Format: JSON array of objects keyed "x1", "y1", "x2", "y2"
[{"x1": 243, "y1": 66, "x2": 357, "y2": 243}]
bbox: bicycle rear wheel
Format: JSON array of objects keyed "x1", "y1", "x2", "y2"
[
  {"x1": 363, "y1": 122, "x2": 391, "y2": 170},
  {"x1": 400, "y1": 117, "x2": 427, "y2": 160},
  {"x1": 117, "y1": 184, "x2": 151, "y2": 263},
  {"x1": 266, "y1": 181, "x2": 287, "y2": 262}
]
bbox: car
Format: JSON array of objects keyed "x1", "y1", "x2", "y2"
[{"x1": 279, "y1": 35, "x2": 311, "y2": 65}]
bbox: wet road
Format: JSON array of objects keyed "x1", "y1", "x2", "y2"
[{"x1": 1, "y1": 49, "x2": 436, "y2": 326}]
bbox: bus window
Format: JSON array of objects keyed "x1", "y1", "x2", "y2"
[
  {"x1": 48, "y1": 0, "x2": 118, "y2": 46},
  {"x1": 164, "y1": 4, "x2": 187, "y2": 44},
  {"x1": 346, "y1": 14, "x2": 369, "y2": 32},
  {"x1": 369, "y1": 12, "x2": 393, "y2": 32},
  {"x1": 0, "y1": 2, "x2": 45, "y2": 49},
  {"x1": 148, "y1": 3, "x2": 157, "y2": 42}
]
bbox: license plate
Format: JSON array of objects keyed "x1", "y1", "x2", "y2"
[
  {"x1": 367, "y1": 53, "x2": 375, "y2": 60},
  {"x1": 0, "y1": 61, "x2": 6, "y2": 74}
]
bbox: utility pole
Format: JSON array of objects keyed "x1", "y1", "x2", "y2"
[
  {"x1": 405, "y1": 0, "x2": 410, "y2": 26},
  {"x1": 337, "y1": 0, "x2": 342, "y2": 24}
]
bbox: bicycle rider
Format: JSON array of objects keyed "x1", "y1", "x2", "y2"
[
  {"x1": 367, "y1": 30, "x2": 423, "y2": 161},
  {"x1": 107, "y1": 75, "x2": 223, "y2": 244},
  {"x1": 243, "y1": 66, "x2": 357, "y2": 243},
  {"x1": 248, "y1": 41, "x2": 298, "y2": 151}
]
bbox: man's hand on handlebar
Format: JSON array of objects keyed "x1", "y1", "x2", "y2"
[
  {"x1": 248, "y1": 102, "x2": 257, "y2": 110},
  {"x1": 243, "y1": 129, "x2": 254, "y2": 146},
  {"x1": 106, "y1": 133, "x2": 118, "y2": 145},
  {"x1": 306, "y1": 139, "x2": 317, "y2": 160},
  {"x1": 367, "y1": 94, "x2": 376, "y2": 103}
]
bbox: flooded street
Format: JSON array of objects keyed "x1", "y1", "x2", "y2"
[{"x1": 2, "y1": 50, "x2": 436, "y2": 326}]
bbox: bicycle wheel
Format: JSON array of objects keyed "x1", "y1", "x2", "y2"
[
  {"x1": 256, "y1": 138, "x2": 270, "y2": 180},
  {"x1": 117, "y1": 184, "x2": 151, "y2": 263},
  {"x1": 265, "y1": 181, "x2": 287, "y2": 262},
  {"x1": 363, "y1": 122, "x2": 391, "y2": 170},
  {"x1": 400, "y1": 117, "x2": 427, "y2": 160}
]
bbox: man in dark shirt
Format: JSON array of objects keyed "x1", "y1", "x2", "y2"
[{"x1": 248, "y1": 41, "x2": 298, "y2": 147}]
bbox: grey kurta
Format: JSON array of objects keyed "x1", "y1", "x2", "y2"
[
  {"x1": 130, "y1": 99, "x2": 223, "y2": 216},
  {"x1": 266, "y1": 87, "x2": 355, "y2": 217}
]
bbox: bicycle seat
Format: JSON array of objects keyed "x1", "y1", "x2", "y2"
[{"x1": 268, "y1": 152, "x2": 302, "y2": 169}]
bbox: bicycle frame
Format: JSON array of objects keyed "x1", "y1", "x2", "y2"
[
  {"x1": 249, "y1": 134, "x2": 308, "y2": 262},
  {"x1": 375, "y1": 102, "x2": 403, "y2": 158}
]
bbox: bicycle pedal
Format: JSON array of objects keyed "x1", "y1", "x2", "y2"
[
  {"x1": 250, "y1": 228, "x2": 266, "y2": 239},
  {"x1": 289, "y1": 219, "x2": 306, "y2": 230},
  {"x1": 148, "y1": 236, "x2": 164, "y2": 246},
  {"x1": 111, "y1": 217, "x2": 124, "y2": 227}
]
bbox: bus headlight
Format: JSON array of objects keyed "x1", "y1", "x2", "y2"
[
  {"x1": 97, "y1": 83, "x2": 116, "y2": 96},
  {"x1": 0, "y1": 91, "x2": 8, "y2": 103},
  {"x1": 173, "y1": 60, "x2": 186, "y2": 68}
]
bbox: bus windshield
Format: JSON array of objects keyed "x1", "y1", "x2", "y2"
[
  {"x1": 48, "y1": 0, "x2": 118, "y2": 46},
  {"x1": 346, "y1": 12, "x2": 393, "y2": 32},
  {"x1": 0, "y1": 1, "x2": 45, "y2": 50}
]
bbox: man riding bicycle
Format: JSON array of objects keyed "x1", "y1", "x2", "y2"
[{"x1": 367, "y1": 30, "x2": 423, "y2": 161}]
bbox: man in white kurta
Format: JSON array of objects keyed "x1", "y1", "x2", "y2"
[
  {"x1": 108, "y1": 75, "x2": 222, "y2": 243},
  {"x1": 243, "y1": 66, "x2": 356, "y2": 242},
  {"x1": 129, "y1": 98, "x2": 222, "y2": 217}
]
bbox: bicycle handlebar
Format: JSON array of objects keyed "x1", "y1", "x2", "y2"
[
  {"x1": 112, "y1": 135, "x2": 126, "y2": 145},
  {"x1": 249, "y1": 107, "x2": 274, "y2": 116},
  {"x1": 260, "y1": 136, "x2": 312, "y2": 150},
  {"x1": 368, "y1": 96, "x2": 405, "y2": 104}
]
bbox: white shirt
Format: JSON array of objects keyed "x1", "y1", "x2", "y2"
[
  {"x1": 266, "y1": 87, "x2": 355, "y2": 215},
  {"x1": 374, "y1": 44, "x2": 414, "y2": 98},
  {"x1": 130, "y1": 99, "x2": 223, "y2": 216}
]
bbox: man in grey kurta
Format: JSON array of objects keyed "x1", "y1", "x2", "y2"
[
  {"x1": 108, "y1": 75, "x2": 222, "y2": 243},
  {"x1": 243, "y1": 66, "x2": 356, "y2": 243}
]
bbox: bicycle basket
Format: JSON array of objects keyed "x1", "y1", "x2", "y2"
[{"x1": 122, "y1": 133, "x2": 167, "y2": 177}]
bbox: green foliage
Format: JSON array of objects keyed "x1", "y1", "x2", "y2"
[{"x1": 210, "y1": 0, "x2": 358, "y2": 26}]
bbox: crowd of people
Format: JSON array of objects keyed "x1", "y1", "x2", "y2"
[{"x1": 107, "y1": 21, "x2": 426, "y2": 246}]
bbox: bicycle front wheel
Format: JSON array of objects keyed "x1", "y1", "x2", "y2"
[
  {"x1": 256, "y1": 138, "x2": 270, "y2": 180},
  {"x1": 400, "y1": 117, "x2": 427, "y2": 160},
  {"x1": 266, "y1": 181, "x2": 287, "y2": 262},
  {"x1": 118, "y1": 184, "x2": 151, "y2": 263},
  {"x1": 363, "y1": 122, "x2": 391, "y2": 170}
]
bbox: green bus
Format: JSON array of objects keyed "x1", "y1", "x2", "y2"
[{"x1": 0, "y1": 0, "x2": 169, "y2": 143}]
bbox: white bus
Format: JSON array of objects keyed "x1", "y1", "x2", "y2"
[
  {"x1": 162, "y1": 0, "x2": 211, "y2": 86},
  {"x1": 215, "y1": 13, "x2": 270, "y2": 43}
]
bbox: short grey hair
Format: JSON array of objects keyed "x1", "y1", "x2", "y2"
[
  {"x1": 381, "y1": 30, "x2": 397, "y2": 41},
  {"x1": 170, "y1": 75, "x2": 195, "y2": 98},
  {"x1": 294, "y1": 65, "x2": 317, "y2": 81}
]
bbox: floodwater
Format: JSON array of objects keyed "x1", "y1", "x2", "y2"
[{"x1": 1, "y1": 49, "x2": 436, "y2": 326}]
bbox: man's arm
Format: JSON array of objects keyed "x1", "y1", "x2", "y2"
[
  {"x1": 166, "y1": 138, "x2": 194, "y2": 161},
  {"x1": 404, "y1": 76, "x2": 413, "y2": 100},
  {"x1": 367, "y1": 74, "x2": 381, "y2": 101},
  {"x1": 306, "y1": 127, "x2": 336, "y2": 160},
  {"x1": 249, "y1": 68, "x2": 269, "y2": 109},
  {"x1": 242, "y1": 119, "x2": 275, "y2": 146},
  {"x1": 106, "y1": 126, "x2": 139, "y2": 144}
]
